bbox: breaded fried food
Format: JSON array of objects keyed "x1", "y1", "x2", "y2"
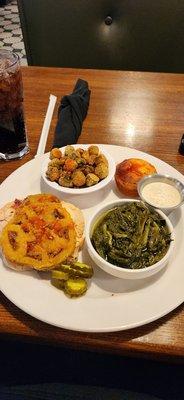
[
  {"x1": 0, "y1": 194, "x2": 84, "y2": 272},
  {"x1": 23, "y1": 193, "x2": 60, "y2": 205},
  {"x1": 0, "y1": 194, "x2": 60, "y2": 236},
  {"x1": 46, "y1": 145, "x2": 109, "y2": 189}
]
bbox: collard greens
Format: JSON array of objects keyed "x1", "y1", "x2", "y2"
[{"x1": 92, "y1": 202, "x2": 172, "y2": 269}]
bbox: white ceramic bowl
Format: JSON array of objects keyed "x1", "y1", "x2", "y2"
[
  {"x1": 86, "y1": 199, "x2": 174, "y2": 280},
  {"x1": 41, "y1": 144, "x2": 116, "y2": 196}
]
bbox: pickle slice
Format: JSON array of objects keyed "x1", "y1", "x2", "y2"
[
  {"x1": 51, "y1": 270, "x2": 69, "y2": 281},
  {"x1": 51, "y1": 278, "x2": 65, "y2": 290},
  {"x1": 64, "y1": 278, "x2": 87, "y2": 297},
  {"x1": 51, "y1": 262, "x2": 92, "y2": 297},
  {"x1": 73, "y1": 262, "x2": 93, "y2": 278},
  {"x1": 57, "y1": 261, "x2": 93, "y2": 278}
]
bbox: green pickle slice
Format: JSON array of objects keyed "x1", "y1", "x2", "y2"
[
  {"x1": 51, "y1": 278, "x2": 66, "y2": 290},
  {"x1": 52, "y1": 270, "x2": 69, "y2": 281},
  {"x1": 56, "y1": 261, "x2": 93, "y2": 279},
  {"x1": 51, "y1": 261, "x2": 93, "y2": 297},
  {"x1": 64, "y1": 278, "x2": 87, "y2": 297}
]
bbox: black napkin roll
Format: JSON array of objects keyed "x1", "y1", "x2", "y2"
[{"x1": 52, "y1": 79, "x2": 91, "y2": 148}]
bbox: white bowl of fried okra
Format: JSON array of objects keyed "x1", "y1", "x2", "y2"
[
  {"x1": 41, "y1": 144, "x2": 116, "y2": 195},
  {"x1": 86, "y1": 199, "x2": 175, "y2": 280}
]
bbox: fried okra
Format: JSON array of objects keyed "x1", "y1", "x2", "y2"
[
  {"x1": 46, "y1": 166, "x2": 60, "y2": 181},
  {"x1": 80, "y1": 165, "x2": 95, "y2": 175},
  {"x1": 48, "y1": 158, "x2": 61, "y2": 168},
  {"x1": 63, "y1": 158, "x2": 78, "y2": 172},
  {"x1": 72, "y1": 170, "x2": 86, "y2": 187},
  {"x1": 50, "y1": 148, "x2": 62, "y2": 159},
  {"x1": 95, "y1": 154, "x2": 108, "y2": 165},
  {"x1": 95, "y1": 162, "x2": 108, "y2": 179},
  {"x1": 64, "y1": 145, "x2": 76, "y2": 158},
  {"x1": 59, "y1": 172, "x2": 73, "y2": 188},
  {"x1": 46, "y1": 145, "x2": 109, "y2": 188},
  {"x1": 88, "y1": 145, "x2": 99, "y2": 155},
  {"x1": 86, "y1": 173, "x2": 100, "y2": 186}
]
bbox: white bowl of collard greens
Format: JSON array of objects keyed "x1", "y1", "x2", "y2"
[{"x1": 86, "y1": 199, "x2": 174, "y2": 280}]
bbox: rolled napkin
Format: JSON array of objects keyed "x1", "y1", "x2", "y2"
[{"x1": 52, "y1": 79, "x2": 91, "y2": 148}]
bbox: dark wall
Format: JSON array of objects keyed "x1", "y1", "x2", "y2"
[{"x1": 18, "y1": 0, "x2": 184, "y2": 72}]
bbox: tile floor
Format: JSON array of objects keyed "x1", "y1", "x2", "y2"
[{"x1": 0, "y1": 0, "x2": 27, "y2": 65}]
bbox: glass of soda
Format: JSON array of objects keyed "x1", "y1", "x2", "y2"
[{"x1": 0, "y1": 49, "x2": 29, "y2": 160}]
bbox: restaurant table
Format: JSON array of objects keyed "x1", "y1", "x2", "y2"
[{"x1": 0, "y1": 67, "x2": 184, "y2": 363}]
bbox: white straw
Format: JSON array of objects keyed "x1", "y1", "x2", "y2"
[{"x1": 35, "y1": 94, "x2": 57, "y2": 157}]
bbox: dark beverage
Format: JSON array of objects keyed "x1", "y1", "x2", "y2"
[{"x1": 0, "y1": 50, "x2": 29, "y2": 160}]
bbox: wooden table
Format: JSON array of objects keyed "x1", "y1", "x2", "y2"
[{"x1": 0, "y1": 67, "x2": 184, "y2": 362}]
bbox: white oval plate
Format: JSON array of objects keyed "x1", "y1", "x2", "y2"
[{"x1": 0, "y1": 145, "x2": 183, "y2": 332}]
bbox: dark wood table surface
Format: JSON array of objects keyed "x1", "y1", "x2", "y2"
[{"x1": 0, "y1": 67, "x2": 184, "y2": 362}]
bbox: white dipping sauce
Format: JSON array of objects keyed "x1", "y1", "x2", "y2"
[{"x1": 142, "y1": 182, "x2": 181, "y2": 208}]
